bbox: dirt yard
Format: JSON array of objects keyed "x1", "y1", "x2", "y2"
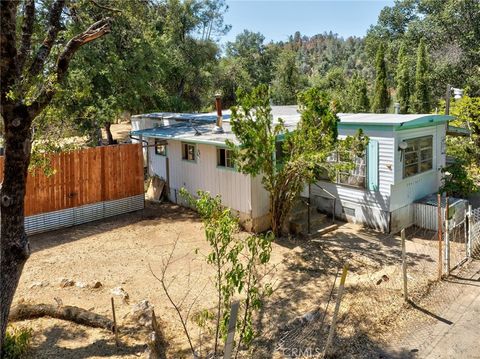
[{"x1": 11, "y1": 202, "x2": 439, "y2": 358}]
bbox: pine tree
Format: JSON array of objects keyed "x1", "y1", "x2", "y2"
[
  {"x1": 372, "y1": 44, "x2": 390, "y2": 113},
  {"x1": 396, "y1": 43, "x2": 411, "y2": 113},
  {"x1": 347, "y1": 73, "x2": 370, "y2": 112},
  {"x1": 413, "y1": 39, "x2": 431, "y2": 113}
]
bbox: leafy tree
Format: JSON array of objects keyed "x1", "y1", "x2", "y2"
[
  {"x1": 445, "y1": 96, "x2": 480, "y2": 187},
  {"x1": 227, "y1": 85, "x2": 367, "y2": 236},
  {"x1": 396, "y1": 42, "x2": 412, "y2": 113},
  {"x1": 372, "y1": 44, "x2": 390, "y2": 113},
  {"x1": 345, "y1": 73, "x2": 370, "y2": 112},
  {"x1": 271, "y1": 49, "x2": 306, "y2": 105},
  {"x1": 0, "y1": 0, "x2": 110, "y2": 350},
  {"x1": 413, "y1": 39, "x2": 431, "y2": 113}
]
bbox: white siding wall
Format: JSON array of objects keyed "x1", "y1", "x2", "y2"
[
  {"x1": 312, "y1": 128, "x2": 395, "y2": 231},
  {"x1": 250, "y1": 175, "x2": 270, "y2": 218},
  {"x1": 161, "y1": 140, "x2": 252, "y2": 214},
  {"x1": 147, "y1": 138, "x2": 168, "y2": 180}
]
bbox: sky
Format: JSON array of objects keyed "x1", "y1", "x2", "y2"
[{"x1": 221, "y1": 0, "x2": 394, "y2": 44}]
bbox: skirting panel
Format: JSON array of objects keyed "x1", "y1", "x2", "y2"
[{"x1": 24, "y1": 194, "x2": 144, "y2": 235}]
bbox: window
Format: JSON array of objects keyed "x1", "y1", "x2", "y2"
[
  {"x1": 154, "y1": 139, "x2": 167, "y2": 156},
  {"x1": 403, "y1": 136, "x2": 433, "y2": 178},
  {"x1": 182, "y1": 143, "x2": 196, "y2": 161},
  {"x1": 323, "y1": 151, "x2": 366, "y2": 189},
  {"x1": 217, "y1": 148, "x2": 234, "y2": 168}
]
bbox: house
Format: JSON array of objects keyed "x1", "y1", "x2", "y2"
[{"x1": 131, "y1": 104, "x2": 453, "y2": 234}]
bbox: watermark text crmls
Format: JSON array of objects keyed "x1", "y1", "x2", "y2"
[{"x1": 279, "y1": 347, "x2": 323, "y2": 357}]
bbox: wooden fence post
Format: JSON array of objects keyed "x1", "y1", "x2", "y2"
[
  {"x1": 437, "y1": 194, "x2": 443, "y2": 279},
  {"x1": 401, "y1": 229, "x2": 408, "y2": 302},
  {"x1": 111, "y1": 297, "x2": 119, "y2": 347},
  {"x1": 323, "y1": 263, "x2": 349, "y2": 359},
  {"x1": 444, "y1": 197, "x2": 450, "y2": 276},
  {"x1": 223, "y1": 301, "x2": 240, "y2": 359}
]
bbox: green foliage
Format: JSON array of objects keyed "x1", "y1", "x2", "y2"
[
  {"x1": 372, "y1": 44, "x2": 390, "y2": 113},
  {"x1": 38, "y1": 0, "x2": 228, "y2": 145},
  {"x1": 345, "y1": 73, "x2": 370, "y2": 112},
  {"x1": 271, "y1": 50, "x2": 306, "y2": 105},
  {"x1": 444, "y1": 96, "x2": 480, "y2": 187},
  {"x1": 413, "y1": 39, "x2": 431, "y2": 113},
  {"x1": 396, "y1": 42, "x2": 412, "y2": 113},
  {"x1": 228, "y1": 85, "x2": 366, "y2": 236},
  {"x1": 3, "y1": 326, "x2": 33, "y2": 359},
  {"x1": 439, "y1": 160, "x2": 477, "y2": 198},
  {"x1": 180, "y1": 189, "x2": 272, "y2": 354}
]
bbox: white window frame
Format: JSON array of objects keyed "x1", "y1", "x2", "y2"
[
  {"x1": 217, "y1": 148, "x2": 234, "y2": 169},
  {"x1": 182, "y1": 142, "x2": 196, "y2": 162},
  {"x1": 402, "y1": 135, "x2": 433, "y2": 178},
  {"x1": 154, "y1": 139, "x2": 167, "y2": 156}
]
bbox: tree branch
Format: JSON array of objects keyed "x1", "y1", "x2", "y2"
[
  {"x1": 0, "y1": 0, "x2": 20, "y2": 117},
  {"x1": 28, "y1": 0, "x2": 65, "y2": 77},
  {"x1": 91, "y1": 0, "x2": 122, "y2": 13},
  {"x1": 17, "y1": 0, "x2": 35, "y2": 76},
  {"x1": 27, "y1": 17, "x2": 111, "y2": 118}
]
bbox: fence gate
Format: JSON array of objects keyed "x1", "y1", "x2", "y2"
[
  {"x1": 468, "y1": 206, "x2": 480, "y2": 259},
  {"x1": 444, "y1": 199, "x2": 468, "y2": 273}
]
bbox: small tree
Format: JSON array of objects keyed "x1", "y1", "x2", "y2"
[
  {"x1": 169, "y1": 189, "x2": 273, "y2": 357},
  {"x1": 346, "y1": 73, "x2": 370, "y2": 112},
  {"x1": 371, "y1": 44, "x2": 390, "y2": 113},
  {"x1": 396, "y1": 42, "x2": 412, "y2": 113},
  {"x1": 413, "y1": 39, "x2": 431, "y2": 113},
  {"x1": 228, "y1": 85, "x2": 366, "y2": 236}
]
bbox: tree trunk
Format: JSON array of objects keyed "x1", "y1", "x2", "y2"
[
  {"x1": 9, "y1": 303, "x2": 114, "y2": 330},
  {"x1": 104, "y1": 122, "x2": 115, "y2": 145},
  {"x1": 0, "y1": 106, "x2": 33, "y2": 353}
]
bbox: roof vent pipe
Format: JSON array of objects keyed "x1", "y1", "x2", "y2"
[
  {"x1": 214, "y1": 94, "x2": 224, "y2": 133},
  {"x1": 394, "y1": 103, "x2": 400, "y2": 114}
]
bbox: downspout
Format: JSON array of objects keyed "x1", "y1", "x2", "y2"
[{"x1": 130, "y1": 135, "x2": 150, "y2": 175}]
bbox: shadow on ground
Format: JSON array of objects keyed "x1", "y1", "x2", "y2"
[{"x1": 29, "y1": 201, "x2": 200, "y2": 254}]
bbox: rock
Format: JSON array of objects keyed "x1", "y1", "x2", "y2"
[
  {"x1": 129, "y1": 300, "x2": 154, "y2": 327},
  {"x1": 60, "y1": 278, "x2": 75, "y2": 288},
  {"x1": 111, "y1": 287, "x2": 129, "y2": 303},
  {"x1": 76, "y1": 281, "x2": 87, "y2": 288},
  {"x1": 30, "y1": 280, "x2": 49, "y2": 289},
  {"x1": 91, "y1": 281, "x2": 103, "y2": 289}
]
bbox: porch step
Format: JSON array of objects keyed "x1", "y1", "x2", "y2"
[
  {"x1": 288, "y1": 212, "x2": 330, "y2": 235},
  {"x1": 309, "y1": 224, "x2": 338, "y2": 238}
]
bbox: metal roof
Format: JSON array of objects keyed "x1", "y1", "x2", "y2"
[{"x1": 131, "y1": 106, "x2": 453, "y2": 145}]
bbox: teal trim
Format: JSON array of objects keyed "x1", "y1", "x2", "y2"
[
  {"x1": 367, "y1": 140, "x2": 379, "y2": 191},
  {"x1": 339, "y1": 123, "x2": 395, "y2": 131}
]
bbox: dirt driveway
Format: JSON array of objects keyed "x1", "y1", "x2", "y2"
[{"x1": 11, "y1": 202, "x2": 428, "y2": 358}]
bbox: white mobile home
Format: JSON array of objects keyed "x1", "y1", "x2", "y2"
[
  {"x1": 131, "y1": 107, "x2": 452, "y2": 233},
  {"x1": 313, "y1": 113, "x2": 451, "y2": 233}
]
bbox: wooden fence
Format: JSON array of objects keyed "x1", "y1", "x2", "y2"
[{"x1": 0, "y1": 144, "x2": 144, "y2": 217}]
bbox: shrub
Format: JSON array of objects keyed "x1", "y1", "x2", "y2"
[{"x1": 3, "y1": 326, "x2": 33, "y2": 359}]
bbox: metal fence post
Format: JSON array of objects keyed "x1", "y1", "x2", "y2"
[
  {"x1": 401, "y1": 229, "x2": 408, "y2": 302},
  {"x1": 223, "y1": 301, "x2": 239, "y2": 359},
  {"x1": 437, "y1": 194, "x2": 443, "y2": 279},
  {"x1": 467, "y1": 204, "x2": 472, "y2": 258},
  {"x1": 444, "y1": 197, "x2": 450, "y2": 276},
  {"x1": 323, "y1": 263, "x2": 349, "y2": 359}
]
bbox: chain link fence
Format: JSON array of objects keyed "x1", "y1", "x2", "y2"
[{"x1": 250, "y1": 203, "x2": 479, "y2": 358}]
